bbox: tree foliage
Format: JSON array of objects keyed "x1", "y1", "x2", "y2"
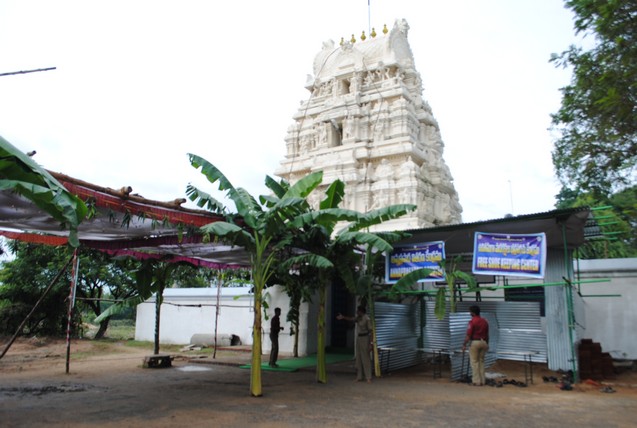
[
  {"x1": 75, "y1": 250, "x2": 140, "y2": 339},
  {"x1": 0, "y1": 242, "x2": 76, "y2": 336},
  {"x1": 551, "y1": 0, "x2": 637, "y2": 193},
  {"x1": 0, "y1": 242, "x2": 147, "y2": 338},
  {"x1": 556, "y1": 184, "x2": 637, "y2": 258}
]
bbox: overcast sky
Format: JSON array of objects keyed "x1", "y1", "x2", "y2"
[{"x1": 0, "y1": 0, "x2": 582, "y2": 223}]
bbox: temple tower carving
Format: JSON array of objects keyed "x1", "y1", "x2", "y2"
[{"x1": 275, "y1": 19, "x2": 462, "y2": 230}]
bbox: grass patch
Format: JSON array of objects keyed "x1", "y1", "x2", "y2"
[
  {"x1": 69, "y1": 339, "x2": 121, "y2": 360},
  {"x1": 122, "y1": 341, "x2": 184, "y2": 353},
  {"x1": 104, "y1": 320, "x2": 135, "y2": 340},
  {"x1": 83, "y1": 319, "x2": 136, "y2": 340}
]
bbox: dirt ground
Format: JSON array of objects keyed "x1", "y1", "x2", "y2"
[{"x1": 1, "y1": 337, "x2": 636, "y2": 428}]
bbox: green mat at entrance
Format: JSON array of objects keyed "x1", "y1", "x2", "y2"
[{"x1": 239, "y1": 352, "x2": 353, "y2": 372}]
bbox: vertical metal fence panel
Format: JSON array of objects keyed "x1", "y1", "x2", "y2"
[
  {"x1": 544, "y1": 248, "x2": 575, "y2": 371},
  {"x1": 375, "y1": 301, "x2": 427, "y2": 372},
  {"x1": 456, "y1": 301, "x2": 548, "y2": 364},
  {"x1": 375, "y1": 299, "x2": 548, "y2": 379},
  {"x1": 448, "y1": 310, "x2": 498, "y2": 380},
  {"x1": 423, "y1": 301, "x2": 451, "y2": 352}
]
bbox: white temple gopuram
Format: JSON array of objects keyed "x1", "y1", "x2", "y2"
[{"x1": 275, "y1": 19, "x2": 462, "y2": 231}]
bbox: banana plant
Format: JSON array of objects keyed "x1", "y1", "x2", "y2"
[
  {"x1": 393, "y1": 255, "x2": 478, "y2": 320},
  {"x1": 188, "y1": 153, "x2": 416, "y2": 388},
  {"x1": 187, "y1": 154, "x2": 330, "y2": 396},
  {"x1": 284, "y1": 181, "x2": 416, "y2": 383}
]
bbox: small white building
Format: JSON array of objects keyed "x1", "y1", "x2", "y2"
[
  {"x1": 135, "y1": 285, "x2": 315, "y2": 356},
  {"x1": 576, "y1": 258, "x2": 637, "y2": 359}
]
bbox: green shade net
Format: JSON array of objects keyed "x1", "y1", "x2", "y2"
[{"x1": 240, "y1": 352, "x2": 353, "y2": 372}]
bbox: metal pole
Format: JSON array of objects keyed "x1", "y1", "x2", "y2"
[
  {"x1": 213, "y1": 270, "x2": 223, "y2": 359},
  {"x1": 65, "y1": 249, "x2": 80, "y2": 374},
  {"x1": 561, "y1": 223, "x2": 579, "y2": 383}
]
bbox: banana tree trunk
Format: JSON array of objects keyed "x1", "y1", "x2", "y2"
[
  {"x1": 316, "y1": 279, "x2": 327, "y2": 383},
  {"x1": 293, "y1": 318, "x2": 299, "y2": 358},
  {"x1": 250, "y1": 287, "x2": 263, "y2": 396},
  {"x1": 368, "y1": 293, "x2": 381, "y2": 378}
]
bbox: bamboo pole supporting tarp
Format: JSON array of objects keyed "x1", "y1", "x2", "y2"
[
  {"x1": 213, "y1": 270, "x2": 223, "y2": 359},
  {"x1": 65, "y1": 249, "x2": 80, "y2": 373},
  {"x1": 0, "y1": 254, "x2": 74, "y2": 360}
]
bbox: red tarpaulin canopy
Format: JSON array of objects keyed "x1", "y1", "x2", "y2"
[{"x1": 1, "y1": 171, "x2": 251, "y2": 268}]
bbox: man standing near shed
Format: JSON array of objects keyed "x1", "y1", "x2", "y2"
[
  {"x1": 269, "y1": 307, "x2": 284, "y2": 367},
  {"x1": 337, "y1": 305, "x2": 373, "y2": 383},
  {"x1": 462, "y1": 305, "x2": 489, "y2": 386}
]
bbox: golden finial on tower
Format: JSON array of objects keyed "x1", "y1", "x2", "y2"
[
  {"x1": 371, "y1": 27, "x2": 377, "y2": 38},
  {"x1": 340, "y1": 37, "x2": 344, "y2": 46},
  {"x1": 360, "y1": 31, "x2": 366, "y2": 41},
  {"x1": 382, "y1": 24, "x2": 388, "y2": 34},
  {"x1": 351, "y1": 34, "x2": 356, "y2": 43}
]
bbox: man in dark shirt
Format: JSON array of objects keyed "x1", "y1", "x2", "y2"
[
  {"x1": 269, "y1": 307, "x2": 284, "y2": 367},
  {"x1": 462, "y1": 305, "x2": 489, "y2": 386}
]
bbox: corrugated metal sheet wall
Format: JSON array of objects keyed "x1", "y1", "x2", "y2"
[
  {"x1": 375, "y1": 300, "x2": 547, "y2": 380},
  {"x1": 375, "y1": 301, "x2": 427, "y2": 373},
  {"x1": 544, "y1": 248, "x2": 576, "y2": 371},
  {"x1": 447, "y1": 311, "x2": 498, "y2": 381}
]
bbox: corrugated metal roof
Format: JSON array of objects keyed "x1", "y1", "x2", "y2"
[{"x1": 396, "y1": 207, "x2": 598, "y2": 254}]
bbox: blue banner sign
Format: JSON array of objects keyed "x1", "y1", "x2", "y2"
[
  {"x1": 472, "y1": 232, "x2": 546, "y2": 278},
  {"x1": 386, "y1": 241, "x2": 445, "y2": 283}
]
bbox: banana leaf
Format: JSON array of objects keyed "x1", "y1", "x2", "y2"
[
  {"x1": 0, "y1": 135, "x2": 87, "y2": 247},
  {"x1": 264, "y1": 175, "x2": 288, "y2": 199},
  {"x1": 345, "y1": 204, "x2": 417, "y2": 231},
  {"x1": 319, "y1": 179, "x2": 345, "y2": 209},
  {"x1": 185, "y1": 184, "x2": 226, "y2": 213},
  {"x1": 282, "y1": 171, "x2": 323, "y2": 199},
  {"x1": 336, "y1": 231, "x2": 394, "y2": 253},
  {"x1": 392, "y1": 268, "x2": 436, "y2": 293},
  {"x1": 435, "y1": 288, "x2": 447, "y2": 320}
]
